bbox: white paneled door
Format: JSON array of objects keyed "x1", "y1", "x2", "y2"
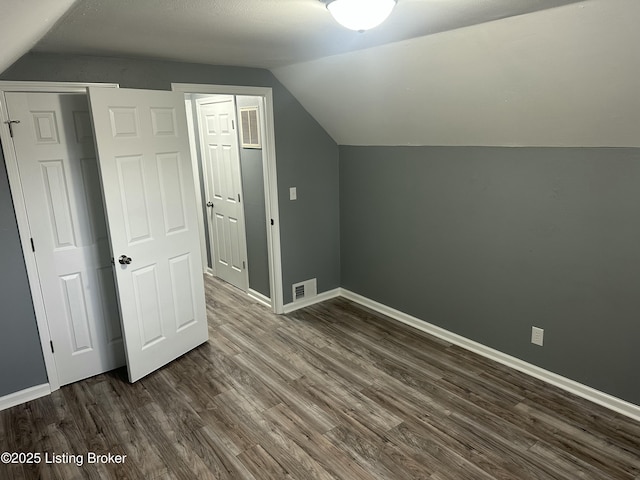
[
  {"x1": 87, "y1": 87, "x2": 208, "y2": 382},
  {"x1": 197, "y1": 97, "x2": 249, "y2": 291},
  {"x1": 5, "y1": 92, "x2": 125, "y2": 386}
]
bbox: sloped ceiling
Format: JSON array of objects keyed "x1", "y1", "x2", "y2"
[
  {"x1": 4, "y1": 0, "x2": 633, "y2": 148},
  {"x1": 0, "y1": 0, "x2": 77, "y2": 74},
  {"x1": 273, "y1": 0, "x2": 640, "y2": 147},
  {"x1": 29, "y1": 0, "x2": 582, "y2": 69}
]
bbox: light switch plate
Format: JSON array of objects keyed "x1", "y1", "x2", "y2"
[{"x1": 290, "y1": 187, "x2": 297, "y2": 200}]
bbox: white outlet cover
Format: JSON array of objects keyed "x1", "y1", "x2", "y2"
[
  {"x1": 531, "y1": 326, "x2": 544, "y2": 346},
  {"x1": 289, "y1": 187, "x2": 297, "y2": 200}
]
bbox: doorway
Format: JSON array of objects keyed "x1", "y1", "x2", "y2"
[
  {"x1": 3, "y1": 89, "x2": 125, "y2": 387},
  {"x1": 1, "y1": 82, "x2": 119, "y2": 391},
  {"x1": 195, "y1": 94, "x2": 250, "y2": 293},
  {"x1": 173, "y1": 83, "x2": 283, "y2": 313},
  {"x1": 1, "y1": 81, "x2": 213, "y2": 392},
  {"x1": 1, "y1": 81, "x2": 285, "y2": 396}
]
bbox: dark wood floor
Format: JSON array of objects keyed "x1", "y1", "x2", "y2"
[{"x1": 2, "y1": 276, "x2": 640, "y2": 479}]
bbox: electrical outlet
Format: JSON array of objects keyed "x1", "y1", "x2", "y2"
[{"x1": 531, "y1": 326, "x2": 544, "y2": 346}]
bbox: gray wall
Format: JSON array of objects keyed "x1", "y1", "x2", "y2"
[
  {"x1": 0, "y1": 52, "x2": 341, "y2": 304},
  {"x1": 0, "y1": 145, "x2": 48, "y2": 397},
  {"x1": 340, "y1": 146, "x2": 640, "y2": 405},
  {"x1": 237, "y1": 95, "x2": 270, "y2": 298}
]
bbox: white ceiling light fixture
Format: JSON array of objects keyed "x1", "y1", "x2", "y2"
[{"x1": 324, "y1": 0, "x2": 397, "y2": 32}]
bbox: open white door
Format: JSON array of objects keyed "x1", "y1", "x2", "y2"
[
  {"x1": 5, "y1": 92, "x2": 125, "y2": 386},
  {"x1": 196, "y1": 96, "x2": 249, "y2": 291},
  {"x1": 87, "y1": 87, "x2": 208, "y2": 382}
]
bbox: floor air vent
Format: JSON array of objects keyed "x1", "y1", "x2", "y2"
[{"x1": 292, "y1": 278, "x2": 317, "y2": 303}]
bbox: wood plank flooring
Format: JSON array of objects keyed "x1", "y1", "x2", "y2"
[{"x1": 2, "y1": 276, "x2": 639, "y2": 479}]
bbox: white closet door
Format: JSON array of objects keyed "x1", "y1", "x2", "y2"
[
  {"x1": 88, "y1": 87, "x2": 208, "y2": 382},
  {"x1": 197, "y1": 96, "x2": 249, "y2": 291},
  {"x1": 5, "y1": 92, "x2": 125, "y2": 386}
]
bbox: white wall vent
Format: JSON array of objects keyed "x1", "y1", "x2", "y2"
[
  {"x1": 292, "y1": 278, "x2": 317, "y2": 302},
  {"x1": 239, "y1": 106, "x2": 261, "y2": 149}
]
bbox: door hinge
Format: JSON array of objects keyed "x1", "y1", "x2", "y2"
[
  {"x1": 30, "y1": 238, "x2": 35, "y2": 252},
  {"x1": 4, "y1": 120, "x2": 21, "y2": 138},
  {"x1": 238, "y1": 194, "x2": 241, "y2": 202},
  {"x1": 270, "y1": 219, "x2": 274, "y2": 226},
  {"x1": 232, "y1": 120, "x2": 235, "y2": 130},
  {"x1": 243, "y1": 261, "x2": 246, "y2": 269},
  {"x1": 50, "y1": 341, "x2": 54, "y2": 354}
]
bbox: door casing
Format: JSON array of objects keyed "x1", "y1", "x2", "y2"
[
  {"x1": 172, "y1": 83, "x2": 284, "y2": 314},
  {"x1": 0, "y1": 81, "x2": 119, "y2": 393}
]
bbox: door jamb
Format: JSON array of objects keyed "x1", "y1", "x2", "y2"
[
  {"x1": 172, "y1": 83, "x2": 284, "y2": 314},
  {"x1": 183, "y1": 96, "x2": 210, "y2": 274},
  {"x1": 0, "y1": 81, "x2": 119, "y2": 393}
]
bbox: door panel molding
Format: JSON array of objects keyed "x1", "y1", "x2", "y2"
[
  {"x1": 0, "y1": 81, "x2": 119, "y2": 393},
  {"x1": 88, "y1": 87, "x2": 208, "y2": 382},
  {"x1": 196, "y1": 96, "x2": 249, "y2": 291},
  {"x1": 172, "y1": 83, "x2": 283, "y2": 314}
]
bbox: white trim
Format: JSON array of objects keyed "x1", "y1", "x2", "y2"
[
  {"x1": 248, "y1": 288, "x2": 272, "y2": 308},
  {"x1": 283, "y1": 288, "x2": 341, "y2": 314},
  {"x1": 172, "y1": 83, "x2": 283, "y2": 314},
  {"x1": 173, "y1": 84, "x2": 274, "y2": 97},
  {"x1": 0, "y1": 384, "x2": 51, "y2": 411},
  {"x1": 340, "y1": 289, "x2": 640, "y2": 423},
  {"x1": 183, "y1": 96, "x2": 208, "y2": 274},
  {"x1": 0, "y1": 81, "x2": 119, "y2": 93},
  {"x1": 0, "y1": 81, "x2": 119, "y2": 393}
]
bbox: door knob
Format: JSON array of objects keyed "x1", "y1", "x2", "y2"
[
  {"x1": 206, "y1": 201, "x2": 214, "y2": 208},
  {"x1": 118, "y1": 255, "x2": 132, "y2": 265}
]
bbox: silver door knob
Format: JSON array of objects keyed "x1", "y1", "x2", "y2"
[
  {"x1": 206, "y1": 201, "x2": 214, "y2": 208},
  {"x1": 118, "y1": 255, "x2": 132, "y2": 265}
]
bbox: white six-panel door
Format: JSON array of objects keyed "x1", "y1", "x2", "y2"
[
  {"x1": 87, "y1": 87, "x2": 208, "y2": 382},
  {"x1": 196, "y1": 96, "x2": 249, "y2": 291},
  {"x1": 5, "y1": 92, "x2": 125, "y2": 386}
]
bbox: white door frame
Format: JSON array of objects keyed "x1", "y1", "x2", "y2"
[
  {"x1": 0, "y1": 81, "x2": 119, "y2": 393},
  {"x1": 172, "y1": 84, "x2": 284, "y2": 314}
]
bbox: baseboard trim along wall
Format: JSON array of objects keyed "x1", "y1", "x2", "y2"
[
  {"x1": 283, "y1": 288, "x2": 341, "y2": 314},
  {"x1": 0, "y1": 383, "x2": 50, "y2": 412},
  {"x1": 5, "y1": 288, "x2": 638, "y2": 421},
  {"x1": 248, "y1": 288, "x2": 272, "y2": 308},
  {"x1": 339, "y1": 288, "x2": 640, "y2": 423}
]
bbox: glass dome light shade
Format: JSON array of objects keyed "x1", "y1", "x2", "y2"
[{"x1": 327, "y1": 0, "x2": 397, "y2": 31}]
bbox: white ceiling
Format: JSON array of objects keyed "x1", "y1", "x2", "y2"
[
  {"x1": 0, "y1": 0, "x2": 77, "y2": 74},
  {"x1": 26, "y1": 0, "x2": 584, "y2": 69},
  {"x1": 273, "y1": 0, "x2": 640, "y2": 147},
  {"x1": 4, "y1": 0, "x2": 630, "y2": 148}
]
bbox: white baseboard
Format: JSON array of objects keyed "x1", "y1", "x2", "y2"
[
  {"x1": 0, "y1": 383, "x2": 51, "y2": 412},
  {"x1": 340, "y1": 289, "x2": 640, "y2": 423},
  {"x1": 248, "y1": 288, "x2": 272, "y2": 308},
  {"x1": 283, "y1": 288, "x2": 341, "y2": 314}
]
